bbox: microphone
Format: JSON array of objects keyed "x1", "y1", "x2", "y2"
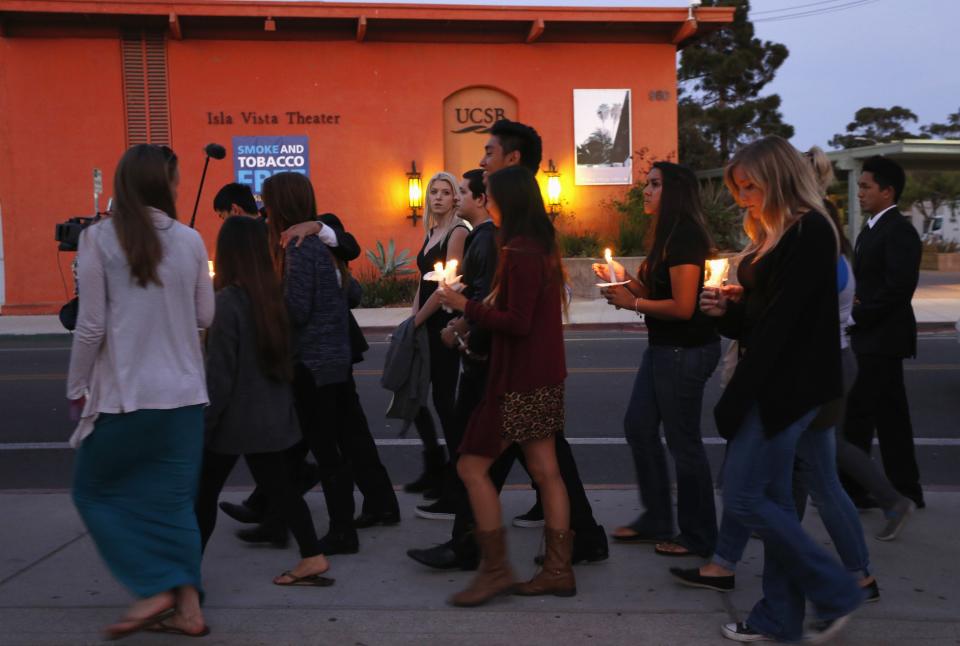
[
  {"x1": 204, "y1": 143, "x2": 226, "y2": 160},
  {"x1": 189, "y1": 142, "x2": 226, "y2": 228}
]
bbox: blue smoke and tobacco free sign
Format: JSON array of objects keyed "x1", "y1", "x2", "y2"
[{"x1": 233, "y1": 135, "x2": 309, "y2": 203}]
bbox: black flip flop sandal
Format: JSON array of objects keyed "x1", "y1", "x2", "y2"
[
  {"x1": 654, "y1": 540, "x2": 697, "y2": 557},
  {"x1": 146, "y1": 620, "x2": 211, "y2": 638},
  {"x1": 273, "y1": 570, "x2": 336, "y2": 587},
  {"x1": 105, "y1": 606, "x2": 176, "y2": 641},
  {"x1": 611, "y1": 528, "x2": 672, "y2": 543}
]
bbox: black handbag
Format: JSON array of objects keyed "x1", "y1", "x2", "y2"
[{"x1": 59, "y1": 297, "x2": 79, "y2": 331}]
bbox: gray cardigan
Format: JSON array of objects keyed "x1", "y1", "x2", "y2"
[
  {"x1": 381, "y1": 316, "x2": 431, "y2": 434},
  {"x1": 204, "y1": 286, "x2": 302, "y2": 455},
  {"x1": 284, "y1": 236, "x2": 351, "y2": 387}
]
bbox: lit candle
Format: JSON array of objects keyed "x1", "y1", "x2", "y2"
[
  {"x1": 704, "y1": 258, "x2": 730, "y2": 289},
  {"x1": 208, "y1": 260, "x2": 215, "y2": 279},
  {"x1": 444, "y1": 259, "x2": 459, "y2": 286},
  {"x1": 604, "y1": 248, "x2": 617, "y2": 284}
]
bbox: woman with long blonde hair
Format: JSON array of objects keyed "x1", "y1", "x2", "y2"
[
  {"x1": 404, "y1": 172, "x2": 470, "y2": 512},
  {"x1": 697, "y1": 136, "x2": 861, "y2": 643}
]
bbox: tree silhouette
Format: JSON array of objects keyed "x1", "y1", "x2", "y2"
[{"x1": 677, "y1": 0, "x2": 793, "y2": 169}]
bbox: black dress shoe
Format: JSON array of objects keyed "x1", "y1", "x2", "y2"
[
  {"x1": 219, "y1": 501, "x2": 264, "y2": 525},
  {"x1": 669, "y1": 566, "x2": 735, "y2": 592},
  {"x1": 318, "y1": 529, "x2": 359, "y2": 555},
  {"x1": 535, "y1": 524, "x2": 609, "y2": 565},
  {"x1": 236, "y1": 524, "x2": 288, "y2": 548},
  {"x1": 354, "y1": 510, "x2": 401, "y2": 529},
  {"x1": 407, "y1": 541, "x2": 479, "y2": 570}
]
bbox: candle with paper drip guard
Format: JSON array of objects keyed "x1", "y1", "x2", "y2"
[
  {"x1": 703, "y1": 258, "x2": 730, "y2": 289},
  {"x1": 604, "y1": 248, "x2": 618, "y2": 284},
  {"x1": 424, "y1": 259, "x2": 462, "y2": 312}
]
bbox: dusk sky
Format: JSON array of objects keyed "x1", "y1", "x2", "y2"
[{"x1": 319, "y1": 0, "x2": 960, "y2": 151}]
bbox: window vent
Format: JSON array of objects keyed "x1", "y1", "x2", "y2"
[{"x1": 120, "y1": 30, "x2": 171, "y2": 146}]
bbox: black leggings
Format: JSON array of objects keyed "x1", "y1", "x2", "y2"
[
  {"x1": 413, "y1": 321, "x2": 461, "y2": 451},
  {"x1": 195, "y1": 449, "x2": 321, "y2": 558},
  {"x1": 292, "y1": 364, "x2": 356, "y2": 531}
]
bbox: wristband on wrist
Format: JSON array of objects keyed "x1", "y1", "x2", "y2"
[{"x1": 634, "y1": 297, "x2": 642, "y2": 316}]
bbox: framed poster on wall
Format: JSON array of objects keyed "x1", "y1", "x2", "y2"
[{"x1": 573, "y1": 89, "x2": 632, "y2": 185}]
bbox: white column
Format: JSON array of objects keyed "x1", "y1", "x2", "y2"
[
  {"x1": 846, "y1": 160, "x2": 862, "y2": 243},
  {"x1": 0, "y1": 200, "x2": 5, "y2": 310}
]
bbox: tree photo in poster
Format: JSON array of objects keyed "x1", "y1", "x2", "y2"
[{"x1": 574, "y1": 89, "x2": 632, "y2": 185}]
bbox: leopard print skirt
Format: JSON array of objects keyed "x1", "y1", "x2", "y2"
[{"x1": 500, "y1": 384, "x2": 565, "y2": 443}]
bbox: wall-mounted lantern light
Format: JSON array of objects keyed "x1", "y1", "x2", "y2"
[
  {"x1": 407, "y1": 160, "x2": 423, "y2": 226},
  {"x1": 546, "y1": 159, "x2": 562, "y2": 216}
]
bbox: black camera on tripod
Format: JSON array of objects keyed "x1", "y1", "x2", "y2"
[{"x1": 55, "y1": 215, "x2": 102, "y2": 252}]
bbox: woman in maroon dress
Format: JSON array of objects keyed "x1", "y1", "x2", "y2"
[{"x1": 437, "y1": 165, "x2": 572, "y2": 607}]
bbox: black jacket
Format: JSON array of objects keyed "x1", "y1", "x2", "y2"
[
  {"x1": 205, "y1": 286, "x2": 301, "y2": 455},
  {"x1": 715, "y1": 211, "x2": 842, "y2": 440},
  {"x1": 462, "y1": 221, "x2": 499, "y2": 360},
  {"x1": 849, "y1": 207, "x2": 921, "y2": 358}
]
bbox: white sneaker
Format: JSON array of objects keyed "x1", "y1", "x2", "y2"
[{"x1": 720, "y1": 622, "x2": 773, "y2": 642}]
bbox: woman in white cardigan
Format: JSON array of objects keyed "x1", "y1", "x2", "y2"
[{"x1": 67, "y1": 144, "x2": 214, "y2": 639}]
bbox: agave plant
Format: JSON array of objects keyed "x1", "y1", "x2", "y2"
[{"x1": 366, "y1": 239, "x2": 415, "y2": 279}]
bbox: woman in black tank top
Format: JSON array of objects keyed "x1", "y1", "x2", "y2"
[{"x1": 404, "y1": 172, "x2": 470, "y2": 506}]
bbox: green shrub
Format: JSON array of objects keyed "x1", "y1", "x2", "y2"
[
  {"x1": 357, "y1": 271, "x2": 418, "y2": 308},
  {"x1": 558, "y1": 230, "x2": 604, "y2": 257},
  {"x1": 606, "y1": 185, "x2": 652, "y2": 256},
  {"x1": 365, "y1": 239, "x2": 415, "y2": 280},
  {"x1": 700, "y1": 179, "x2": 745, "y2": 252}
]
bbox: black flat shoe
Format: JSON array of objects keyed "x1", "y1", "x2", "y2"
[
  {"x1": 407, "y1": 541, "x2": 479, "y2": 571},
  {"x1": 236, "y1": 525, "x2": 289, "y2": 549},
  {"x1": 535, "y1": 524, "x2": 609, "y2": 565},
  {"x1": 670, "y1": 566, "x2": 735, "y2": 592},
  {"x1": 354, "y1": 510, "x2": 401, "y2": 529},
  {"x1": 219, "y1": 501, "x2": 263, "y2": 525},
  {"x1": 317, "y1": 530, "x2": 359, "y2": 555}
]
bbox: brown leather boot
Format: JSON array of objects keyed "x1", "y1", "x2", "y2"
[
  {"x1": 514, "y1": 528, "x2": 576, "y2": 597},
  {"x1": 449, "y1": 527, "x2": 516, "y2": 607}
]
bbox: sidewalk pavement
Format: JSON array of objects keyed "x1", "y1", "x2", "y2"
[
  {"x1": 0, "y1": 488, "x2": 956, "y2": 645},
  {"x1": 3, "y1": 282, "x2": 959, "y2": 336}
]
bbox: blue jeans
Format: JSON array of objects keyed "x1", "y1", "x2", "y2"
[
  {"x1": 714, "y1": 427, "x2": 871, "y2": 579},
  {"x1": 722, "y1": 407, "x2": 861, "y2": 642},
  {"x1": 623, "y1": 341, "x2": 720, "y2": 555}
]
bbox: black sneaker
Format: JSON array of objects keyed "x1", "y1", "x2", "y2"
[
  {"x1": 720, "y1": 622, "x2": 772, "y2": 642},
  {"x1": 670, "y1": 566, "x2": 735, "y2": 592},
  {"x1": 512, "y1": 500, "x2": 544, "y2": 528},
  {"x1": 803, "y1": 614, "x2": 852, "y2": 643},
  {"x1": 415, "y1": 500, "x2": 456, "y2": 520},
  {"x1": 862, "y1": 579, "x2": 880, "y2": 603}
]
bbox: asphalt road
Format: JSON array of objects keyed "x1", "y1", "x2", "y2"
[{"x1": 1, "y1": 330, "x2": 958, "y2": 490}]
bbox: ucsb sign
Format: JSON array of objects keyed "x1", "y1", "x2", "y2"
[{"x1": 451, "y1": 107, "x2": 508, "y2": 134}]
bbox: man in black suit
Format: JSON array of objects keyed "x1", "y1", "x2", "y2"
[{"x1": 844, "y1": 155, "x2": 924, "y2": 509}]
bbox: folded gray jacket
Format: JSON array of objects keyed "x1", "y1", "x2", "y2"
[{"x1": 381, "y1": 316, "x2": 431, "y2": 434}]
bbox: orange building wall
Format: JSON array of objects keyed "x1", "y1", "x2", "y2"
[{"x1": 0, "y1": 36, "x2": 679, "y2": 313}]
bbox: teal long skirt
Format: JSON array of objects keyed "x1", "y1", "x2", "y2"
[{"x1": 73, "y1": 405, "x2": 205, "y2": 600}]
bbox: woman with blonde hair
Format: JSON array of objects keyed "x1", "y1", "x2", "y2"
[
  {"x1": 404, "y1": 172, "x2": 470, "y2": 512},
  {"x1": 697, "y1": 136, "x2": 861, "y2": 643}
]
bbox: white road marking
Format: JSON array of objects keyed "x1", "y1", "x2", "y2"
[{"x1": 3, "y1": 438, "x2": 959, "y2": 451}]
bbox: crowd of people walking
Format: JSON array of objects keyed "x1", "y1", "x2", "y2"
[{"x1": 65, "y1": 118, "x2": 924, "y2": 642}]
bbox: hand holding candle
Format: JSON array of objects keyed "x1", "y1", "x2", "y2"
[
  {"x1": 703, "y1": 258, "x2": 729, "y2": 289},
  {"x1": 425, "y1": 259, "x2": 463, "y2": 312},
  {"x1": 604, "y1": 248, "x2": 617, "y2": 284}
]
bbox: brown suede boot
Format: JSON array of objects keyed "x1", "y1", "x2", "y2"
[
  {"x1": 514, "y1": 528, "x2": 576, "y2": 597},
  {"x1": 449, "y1": 527, "x2": 516, "y2": 607}
]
